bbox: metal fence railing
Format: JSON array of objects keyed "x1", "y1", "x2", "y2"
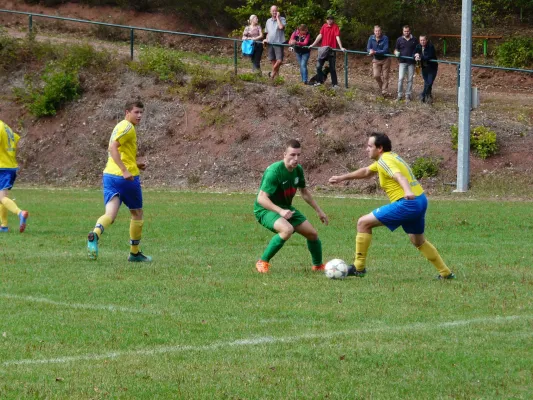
[{"x1": 1, "y1": 9, "x2": 532, "y2": 90}]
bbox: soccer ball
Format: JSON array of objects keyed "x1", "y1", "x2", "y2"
[{"x1": 324, "y1": 259, "x2": 349, "y2": 279}]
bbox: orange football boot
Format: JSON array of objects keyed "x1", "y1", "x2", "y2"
[{"x1": 255, "y1": 260, "x2": 271, "y2": 273}]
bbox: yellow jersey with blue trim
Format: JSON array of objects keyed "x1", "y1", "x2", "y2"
[
  {"x1": 0, "y1": 120, "x2": 20, "y2": 169},
  {"x1": 368, "y1": 152, "x2": 424, "y2": 202},
  {"x1": 103, "y1": 120, "x2": 140, "y2": 177}
]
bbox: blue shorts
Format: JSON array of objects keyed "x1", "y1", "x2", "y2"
[
  {"x1": 0, "y1": 169, "x2": 17, "y2": 191},
  {"x1": 102, "y1": 174, "x2": 143, "y2": 210},
  {"x1": 372, "y1": 193, "x2": 428, "y2": 234}
]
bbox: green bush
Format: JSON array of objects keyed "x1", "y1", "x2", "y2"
[
  {"x1": 451, "y1": 125, "x2": 498, "y2": 159},
  {"x1": 0, "y1": 30, "x2": 21, "y2": 71},
  {"x1": 411, "y1": 157, "x2": 440, "y2": 179},
  {"x1": 286, "y1": 83, "x2": 304, "y2": 96},
  {"x1": 496, "y1": 37, "x2": 533, "y2": 69},
  {"x1": 59, "y1": 43, "x2": 113, "y2": 71},
  {"x1": 15, "y1": 67, "x2": 80, "y2": 117},
  {"x1": 133, "y1": 46, "x2": 186, "y2": 82},
  {"x1": 237, "y1": 72, "x2": 265, "y2": 83},
  {"x1": 471, "y1": 126, "x2": 498, "y2": 159}
]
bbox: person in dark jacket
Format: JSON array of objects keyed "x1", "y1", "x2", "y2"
[
  {"x1": 394, "y1": 25, "x2": 418, "y2": 102},
  {"x1": 414, "y1": 35, "x2": 438, "y2": 103},
  {"x1": 289, "y1": 24, "x2": 311, "y2": 84},
  {"x1": 367, "y1": 25, "x2": 391, "y2": 95}
]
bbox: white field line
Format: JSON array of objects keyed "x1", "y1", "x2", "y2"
[
  {"x1": 2, "y1": 314, "x2": 531, "y2": 367},
  {"x1": 0, "y1": 293, "x2": 173, "y2": 317}
]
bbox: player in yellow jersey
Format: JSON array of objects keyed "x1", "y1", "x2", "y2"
[
  {"x1": 329, "y1": 132, "x2": 455, "y2": 280},
  {"x1": 0, "y1": 120, "x2": 29, "y2": 233},
  {"x1": 86, "y1": 100, "x2": 152, "y2": 262}
]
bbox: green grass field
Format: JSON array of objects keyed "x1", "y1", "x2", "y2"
[{"x1": 0, "y1": 188, "x2": 532, "y2": 399}]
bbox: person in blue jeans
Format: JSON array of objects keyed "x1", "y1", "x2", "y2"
[
  {"x1": 414, "y1": 35, "x2": 438, "y2": 103},
  {"x1": 289, "y1": 24, "x2": 311, "y2": 84}
]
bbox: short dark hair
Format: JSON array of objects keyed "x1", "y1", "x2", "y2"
[
  {"x1": 286, "y1": 139, "x2": 301, "y2": 149},
  {"x1": 326, "y1": 15, "x2": 334, "y2": 20},
  {"x1": 125, "y1": 100, "x2": 144, "y2": 111},
  {"x1": 370, "y1": 132, "x2": 392, "y2": 152},
  {"x1": 402, "y1": 25, "x2": 410, "y2": 30}
]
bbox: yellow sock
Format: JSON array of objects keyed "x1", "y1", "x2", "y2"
[
  {"x1": 129, "y1": 219, "x2": 144, "y2": 254},
  {"x1": 0, "y1": 204, "x2": 7, "y2": 227},
  {"x1": 93, "y1": 214, "x2": 113, "y2": 239},
  {"x1": 0, "y1": 197, "x2": 21, "y2": 215},
  {"x1": 417, "y1": 241, "x2": 451, "y2": 277},
  {"x1": 354, "y1": 233, "x2": 372, "y2": 271}
]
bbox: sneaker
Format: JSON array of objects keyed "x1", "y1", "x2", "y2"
[
  {"x1": 347, "y1": 264, "x2": 367, "y2": 277},
  {"x1": 405, "y1": 96, "x2": 411, "y2": 103},
  {"x1": 87, "y1": 232, "x2": 98, "y2": 260},
  {"x1": 331, "y1": 85, "x2": 340, "y2": 89},
  {"x1": 437, "y1": 272, "x2": 456, "y2": 280},
  {"x1": 128, "y1": 252, "x2": 152, "y2": 262},
  {"x1": 313, "y1": 82, "x2": 322, "y2": 87},
  {"x1": 0, "y1": 226, "x2": 8, "y2": 233},
  {"x1": 312, "y1": 264, "x2": 325, "y2": 271},
  {"x1": 255, "y1": 260, "x2": 270, "y2": 273},
  {"x1": 18, "y1": 210, "x2": 29, "y2": 233}
]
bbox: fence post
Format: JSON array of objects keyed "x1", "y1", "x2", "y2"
[
  {"x1": 130, "y1": 29, "x2": 134, "y2": 61},
  {"x1": 456, "y1": 64, "x2": 460, "y2": 98},
  {"x1": 344, "y1": 51, "x2": 348, "y2": 88},
  {"x1": 28, "y1": 14, "x2": 33, "y2": 36},
  {"x1": 233, "y1": 40, "x2": 238, "y2": 75},
  {"x1": 483, "y1": 39, "x2": 488, "y2": 57},
  {"x1": 443, "y1": 38, "x2": 447, "y2": 56}
]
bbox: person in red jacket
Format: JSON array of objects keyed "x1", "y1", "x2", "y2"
[{"x1": 308, "y1": 15, "x2": 346, "y2": 88}]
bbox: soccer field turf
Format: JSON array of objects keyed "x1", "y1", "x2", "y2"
[{"x1": 0, "y1": 188, "x2": 532, "y2": 399}]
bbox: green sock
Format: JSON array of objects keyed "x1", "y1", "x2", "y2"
[
  {"x1": 307, "y1": 238, "x2": 323, "y2": 266},
  {"x1": 261, "y1": 234, "x2": 286, "y2": 262}
]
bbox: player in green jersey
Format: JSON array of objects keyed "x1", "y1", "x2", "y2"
[{"x1": 254, "y1": 139, "x2": 329, "y2": 273}]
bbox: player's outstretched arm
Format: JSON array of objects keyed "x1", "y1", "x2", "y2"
[
  {"x1": 299, "y1": 187, "x2": 328, "y2": 225},
  {"x1": 329, "y1": 167, "x2": 375, "y2": 184}
]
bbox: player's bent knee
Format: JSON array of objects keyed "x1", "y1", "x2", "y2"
[
  {"x1": 357, "y1": 217, "x2": 371, "y2": 232},
  {"x1": 306, "y1": 230, "x2": 318, "y2": 241}
]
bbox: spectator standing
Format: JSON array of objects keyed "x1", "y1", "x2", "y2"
[
  {"x1": 367, "y1": 25, "x2": 391, "y2": 96},
  {"x1": 414, "y1": 35, "x2": 438, "y2": 103},
  {"x1": 394, "y1": 25, "x2": 418, "y2": 102},
  {"x1": 242, "y1": 15, "x2": 264, "y2": 75},
  {"x1": 263, "y1": 5, "x2": 286, "y2": 80},
  {"x1": 289, "y1": 24, "x2": 311, "y2": 84},
  {"x1": 308, "y1": 15, "x2": 346, "y2": 88}
]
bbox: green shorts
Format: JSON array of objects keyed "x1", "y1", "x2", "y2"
[{"x1": 255, "y1": 208, "x2": 307, "y2": 233}]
